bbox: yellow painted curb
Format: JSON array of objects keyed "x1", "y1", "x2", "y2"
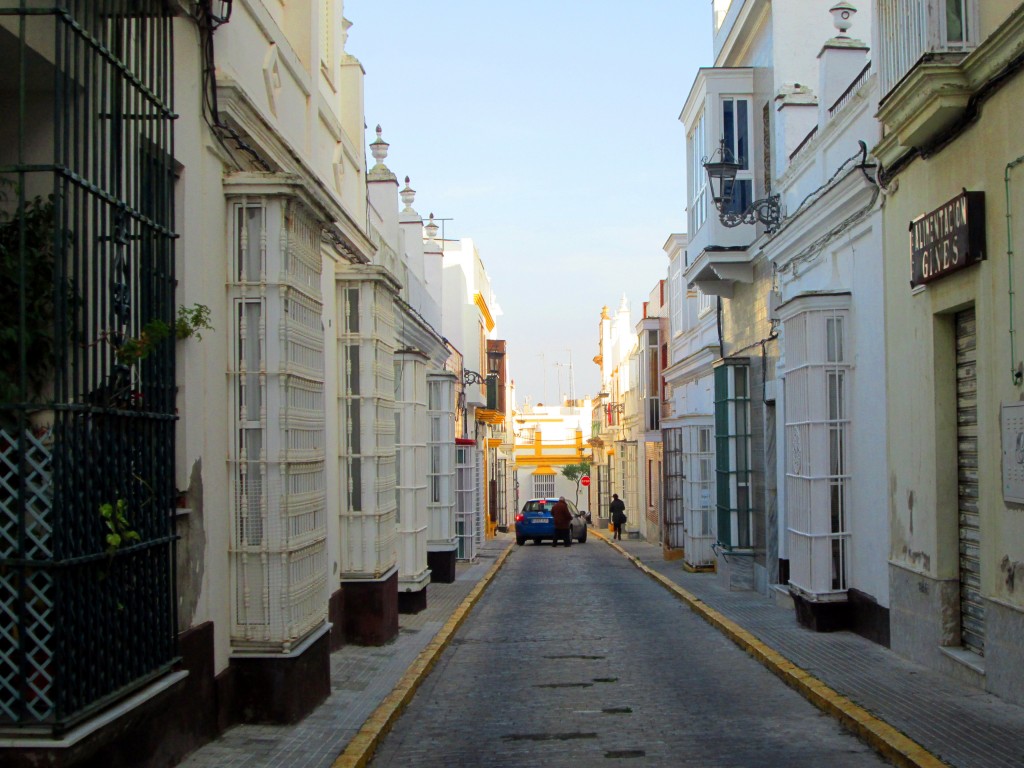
[
  {"x1": 330, "y1": 543, "x2": 515, "y2": 768},
  {"x1": 594, "y1": 529, "x2": 951, "y2": 768}
]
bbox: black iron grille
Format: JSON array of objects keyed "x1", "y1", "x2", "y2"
[{"x1": 0, "y1": 0, "x2": 178, "y2": 735}]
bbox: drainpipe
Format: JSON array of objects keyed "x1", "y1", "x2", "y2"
[{"x1": 1006, "y1": 156, "x2": 1024, "y2": 386}]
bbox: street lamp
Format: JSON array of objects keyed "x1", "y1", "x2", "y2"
[{"x1": 703, "y1": 139, "x2": 782, "y2": 232}]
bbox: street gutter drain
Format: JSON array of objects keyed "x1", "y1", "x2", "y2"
[
  {"x1": 502, "y1": 732, "x2": 599, "y2": 742},
  {"x1": 605, "y1": 750, "x2": 646, "y2": 759},
  {"x1": 593, "y1": 677, "x2": 618, "y2": 683},
  {"x1": 602, "y1": 707, "x2": 632, "y2": 714}
]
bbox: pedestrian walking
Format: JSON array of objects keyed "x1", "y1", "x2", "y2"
[
  {"x1": 610, "y1": 494, "x2": 626, "y2": 540},
  {"x1": 551, "y1": 496, "x2": 572, "y2": 547}
]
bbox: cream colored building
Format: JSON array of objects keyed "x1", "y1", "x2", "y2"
[
  {"x1": 873, "y1": 0, "x2": 1024, "y2": 704},
  {"x1": 0, "y1": 2, "x2": 466, "y2": 762}
]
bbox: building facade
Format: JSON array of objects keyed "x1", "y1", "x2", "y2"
[
  {"x1": 873, "y1": 0, "x2": 1024, "y2": 704},
  {"x1": 0, "y1": 2, "x2": 473, "y2": 763}
]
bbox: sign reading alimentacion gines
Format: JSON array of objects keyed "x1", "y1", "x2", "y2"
[
  {"x1": 913, "y1": 191, "x2": 983, "y2": 288},
  {"x1": 910, "y1": 190, "x2": 986, "y2": 288}
]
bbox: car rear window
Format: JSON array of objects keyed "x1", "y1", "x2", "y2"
[{"x1": 523, "y1": 501, "x2": 552, "y2": 512}]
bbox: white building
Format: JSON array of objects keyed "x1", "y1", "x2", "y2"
[
  {"x1": 662, "y1": 233, "x2": 721, "y2": 570},
  {"x1": 441, "y1": 237, "x2": 505, "y2": 559},
  {"x1": 763, "y1": 4, "x2": 891, "y2": 640}
]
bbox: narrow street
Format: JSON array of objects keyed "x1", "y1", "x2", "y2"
[{"x1": 368, "y1": 538, "x2": 889, "y2": 767}]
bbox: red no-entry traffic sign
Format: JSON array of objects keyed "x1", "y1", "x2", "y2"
[{"x1": 581, "y1": 476, "x2": 591, "y2": 487}]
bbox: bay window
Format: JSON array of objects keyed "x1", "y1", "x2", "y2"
[{"x1": 784, "y1": 304, "x2": 851, "y2": 598}]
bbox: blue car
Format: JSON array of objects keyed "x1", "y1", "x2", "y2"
[{"x1": 514, "y1": 497, "x2": 589, "y2": 545}]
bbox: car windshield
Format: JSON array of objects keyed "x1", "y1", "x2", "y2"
[{"x1": 523, "y1": 501, "x2": 552, "y2": 512}]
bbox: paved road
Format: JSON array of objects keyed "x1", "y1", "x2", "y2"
[{"x1": 369, "y1": 539, "x2": 889, "y2": 767}]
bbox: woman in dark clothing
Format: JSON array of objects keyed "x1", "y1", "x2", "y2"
[{"x1": 610, "y1": 494, "x2": 626, "y2": 540}]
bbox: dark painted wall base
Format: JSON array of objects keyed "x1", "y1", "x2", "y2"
[
  {"x1": 428, "y1": 550, "x2": 457, "y2": 583},
  {"x1": 2, "y1": 623, "x2": 221, "y2": 768},
  {"x1": 849, "y1": 588, "x2": 891, "y2": 647},
  {"x1": 328, "y1": 588, "x2": 346, "y2": 651},
  {"x1": 342, "y1": 571, "x2": 398, "y2": 646},
  {"x1": 230, "y1": 627, "x2": 331, "y2": 724},
  {"x1": 793, "y1": 593, "x2": 850, "y2": 632},
  {"x1": 792, "y1": 589, "x2": 891, "y2": 647},
  {"x1": 398, "y1": 586, "x2": 428, "y2": 614}
]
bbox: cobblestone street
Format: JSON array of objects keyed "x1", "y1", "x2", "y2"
[{"x1": 368, "y1": 538, "x2": 888, "y2": 767}]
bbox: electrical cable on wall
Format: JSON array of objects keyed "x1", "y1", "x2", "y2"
[{"x1": 192, "y1": 0, "x2": 272, "y2": 172}]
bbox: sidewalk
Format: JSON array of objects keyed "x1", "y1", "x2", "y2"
[
  {"x1": 603, "y1": 532, "x2": 1024, "y2": 768},
  {"x1": 177, "y1": 535, "x2": 514, "y2": 768}
]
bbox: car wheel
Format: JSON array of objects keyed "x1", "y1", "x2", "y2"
[
  {"x1": 516, "y1": 536, "x2": 525, "y2": 546},
  {"x1": 533, "y1": 538, "x2": 541, "y2": 544},
  {"x1": 578, "y1": 529, "x2": 587, "y2": 544}
]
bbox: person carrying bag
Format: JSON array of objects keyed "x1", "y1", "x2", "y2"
[{"x1": 610, "y1": 494, "x2": 626, "y2": 540}]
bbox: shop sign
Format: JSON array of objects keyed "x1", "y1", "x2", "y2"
[{"x1": 910, "y1": 190, "x2": 986, "y2": 288}]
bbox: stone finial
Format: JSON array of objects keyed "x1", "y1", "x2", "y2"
[
  {"x1": 830, "y1": 2, "x2": 857, "y2": 36},
  {"x1": 424, "y1": 212, "x2": 439, "y2": 241},
  {"x1": 370, "y1": 125, "x2": 389, "y2": 165},
  {"x1": 400, "y1": 176, "x2": 416, "y2": 210},
  {"x1": 601, "y1": 306, "x2": 610, "y2": 320},
  {"x1": 368, "y1": 125, "x2": 396, "y2": 182}
]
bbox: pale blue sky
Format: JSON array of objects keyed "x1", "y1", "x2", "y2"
[{"x1": 345, "y1": 1, "x2": 712, "y2": 405}]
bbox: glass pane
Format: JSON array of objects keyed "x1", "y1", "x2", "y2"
[
  {"x1": 349, "y1": 400, "x2": 361, "y2": 453},
  {"x1": 946, "y1": 0, "x2": 964, "y2": 42},
  {"x1": 725, "y1": 180, "x2": 753, "y2": 215},
  {"x1": 346, "y1": 288, "x2": 359, "y2": 333},
  {"x1": 723, "y1": 99, "x2": 735, "y2": 161},
  {"x1": 733, "y1": 366, "x2": 747, "y2": 398},
  {"x1": 350, "y1": 457, "x2": 362, "y2": 510},
  {"x1": 827, "y1": 317, "x2": 844, "y2": 362},
  {"x1": 244, "y1": 303, "x2": 262, "y2": 421},
  {"x1": 348, "y1": 345, "x2": 360, "y2": 395},
  {"x1": 737, "y1": 99, "x2": 749, "y2": 168}
]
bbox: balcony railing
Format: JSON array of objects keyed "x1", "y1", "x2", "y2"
[
  {"x1": 877, "y1": 0, "x2": 978, "y2": 96},
  {"x1": 828, "y1": 63, "x2": 872, "y2": 119}
]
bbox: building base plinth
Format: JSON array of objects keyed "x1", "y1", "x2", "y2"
[
  {"x1": 428, "y1": 550, "x2": 457, "y2": 583},
  {"x1": 398, "y1": 586, "x2": 428, "y2": 614},
  {"x1": 230, "y1": 628, "x2": 331, "y2": 725},
  {"x1": 342, "y1": 571, "x2": 399, "y2": 646}
]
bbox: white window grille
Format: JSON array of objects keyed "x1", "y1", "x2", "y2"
[
  {"x1": 228, "y1": 197, "x2": 328, "y2": 650},
  {"x1": 699, "y1": 289, "x2": 714, "y2": 317},
  {"x1": 683, "y1": 424, "x2": 716, "y2": 567},
  {"x1": 720, "y1": 96, "x2": 753, "y2": 216},
  {"x1": 877, "y1": 0, "x2": 979, "y2": 96},
  {"x1": 644, "y1": 329, "x2": 661, "y2": 431},
  {"x1": 785, "y1": 309, "x2": 851, "y2": 597},
  {"x1": 455, "y1": 445, "x2": 477, "y2": 560},
  {"x1": 533, "y1": 473, "x2": 555, "y2": 499},
  {"x1": 688, "y1": 108, "x2": 707, "y2": 234},
  {"x1": 338, "y1": 277, "x2": 397, "y2": 577},
  {"x1": 395, "y1": 352, "x2": 428, "y2": 581},
  {"x1": 427, "y1": 375, "x2": 456, "y2": 546},
  {"x1": 670, "y1": 256, "x2": 684, "y2": 336}
]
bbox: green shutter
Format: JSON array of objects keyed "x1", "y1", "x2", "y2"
[
  {"x1": 714, "y1": 365, "x2": 732, "y2": 547},
  {"x1": 486, "y1": 376, "x2": 497, "y2": 410}
]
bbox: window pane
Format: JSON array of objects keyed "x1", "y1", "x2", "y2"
[
  {"x1": 723, "y1": 99, "x2": 735, "y2": 161},
  {"x1": 827, "y1": 317, "x2": 844, "y2": 362},
  {"x1": 346, "y1": 289, "x2": 359, "y2": 333},
  {"x1": 737, "y1": 99, "x2": 749, "y2": 168},
  {"x1": 946, "y1": 0, "x2": 964, "y2": 42}
]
